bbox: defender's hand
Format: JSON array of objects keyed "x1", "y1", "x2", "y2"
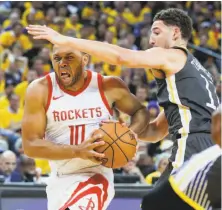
[
  {"x1": 75, "y1": 133, "x2": 105, "y2": 164},
  {"x1": 26, "y1": 25, "x2": 67, "y2": 46}
]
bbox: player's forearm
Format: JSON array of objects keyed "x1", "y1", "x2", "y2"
[
  {"x1": 23, "y1": 138, "x2": 78, "y2": 160},
  {"x1": 129, "y1": 107, "x2": 150, "y2": 136},
  {"x1": 66, "y1": 36, "x2": 130, "y2": 65},
  {"x1": 139, "y1": 121, "x2": 168, "y2": 142}
]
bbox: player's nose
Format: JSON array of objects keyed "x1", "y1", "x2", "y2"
[
  {"x1": 59, "y1": 61, "x2": 68, "y2": 68},
  {"x1": 149, "y1": 39, "x2": 155, "y2": 47}
]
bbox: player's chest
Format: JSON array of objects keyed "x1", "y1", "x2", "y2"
[{"x1": 47, "y1": 96, "x2": 109, "y2": 124}]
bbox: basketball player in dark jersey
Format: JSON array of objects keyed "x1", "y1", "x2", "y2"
[
  {"x1": 141, "y1": 105, "x2": 221, "y2": 210},
  {"x1": 27, "y1": 8, "x2": 220, "y2": 182}
]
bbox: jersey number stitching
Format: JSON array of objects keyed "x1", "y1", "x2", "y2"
[
  {"x1": 201, "y1": 74, "x2": 217, "y2": 110},
  {"x1": 69, "y1": 125, "x2": 85, "y2": 145}
]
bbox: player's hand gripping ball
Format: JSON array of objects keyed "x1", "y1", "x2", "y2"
[{"x1": 93, "y1": 122, "x2": 137, "y2": 169}]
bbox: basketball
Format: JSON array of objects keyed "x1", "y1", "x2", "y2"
[{"x1": 94, "y1": 122, "x2": 137, "y2": 169}]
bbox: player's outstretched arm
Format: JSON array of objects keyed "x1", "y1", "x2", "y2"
[
  {"x1": 22, "y1": 79, "x2": 105, "y2": 161},
  {"x1": 103, "y1": 76, "x2": 149, "y2": 136},
  {"x1": 139, "y1": 110, "x2": 169, "y2": 142},
  {"x1": 26, "y1": 25, "x2": 182, "y2": 72}
]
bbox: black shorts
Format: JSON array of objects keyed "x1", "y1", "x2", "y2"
[
  {"x1": 156, "y1": 133, "x2": 214, "y2": 186},
  {"x1": 206, "y1": 156, "x2": 221, "y2": 208},
  {"x1": 141, "y1": 179, "x2": 193, "y2": 210},
  {"x1": 142, "y1": 146, "x2": 221, "y2": 210}
]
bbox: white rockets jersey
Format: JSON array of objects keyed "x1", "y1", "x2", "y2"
[{"x1": 45, "y1": 70, "x2": 113, "y2": 176}]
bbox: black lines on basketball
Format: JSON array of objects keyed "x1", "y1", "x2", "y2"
[
  {"x1": 114, "y1": 123, "x2": 129, "y2": 162},
  {"x1": 99, "y1": 125, "x2": 130, "y2": 163},
  {"x1": 118, "y1": 137, "x2": 137, "y2": 147},
  {"x1": 95, "y1": 122, "x2": 137, "y2": 168}
]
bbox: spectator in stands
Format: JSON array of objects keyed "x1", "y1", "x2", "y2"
[
  {"x1": 0, "y1": 70, "x2": 5, "y2": 96},
  {"x1": 0, "y1": 82, "x2": 15, "y2": 110},
  {"x1": 147, "y1": 100, "x2": 160, "y2": 121},
  {"x1": 0, "y1": 93, "x2": 23, "y2": 132},
  {"x1": 0, "y1": 22, "x2": 32, "y2": 52},
  {"x1": 14, "y1": 69, "x2": 38, "y2": 107},
  {"x1": 135, "y1": 86, "x2": 148, "y2": 107},
  {"x1": 2, "y1": 12, "x2": 20, "y2": 30},
  {"x1": 38, "y1": 47, "x2": 53, "y2": 73},
  {"x1": 31, "y1": 56, "x2": 44, "y2": 77},
  {"x1": 14, "y1": 137, "x2": 23, "y2": 156},
  {"x1": 19, "y1": 155, "x2": 42, "y2": 183},
  {"x1": 102, "y1": 63, "x2": 121, "y2": 76},
  {"x1": 22, "y1": 2, "x2": 44, "y2": 26},
  {"x1": 45, "y1": 8, "x2": 57, "y2": 30},
  {"x1": 122, "y1": 159, "x2": 146, "y2": 184},
  {"x1": 145, "y1": 153, "x2": 170, "y2": 185},
  {"x1": 5, "y1": 59, "x2": 23, "y2": 86},
  {"x1": 0, "y1": 150, "x2": 22, "y2": 182},
  {"x1": 0, "y1": 138, "x2": 9, "y2": 154},
  {"x1": 136, "y1": 153, "x2": 155, "y2": 177}
]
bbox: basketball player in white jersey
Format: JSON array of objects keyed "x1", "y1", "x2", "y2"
[{"x1": 22, "y1": 45, "x2": 149, "y2": 210}]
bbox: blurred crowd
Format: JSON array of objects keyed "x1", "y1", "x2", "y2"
[{"x1": 0, "y1": 1, "x2": 221, "y2": 185}]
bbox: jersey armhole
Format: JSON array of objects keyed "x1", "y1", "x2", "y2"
[
  {"x1": 97, "y1": 74, "x2": 113, "y2": 116},
  {"x1": 45, "y1": 74, "x2": 53, "y2": 112}
]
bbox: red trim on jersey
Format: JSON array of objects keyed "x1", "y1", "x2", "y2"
[
  {"x1": 81, "y1": 125, "x2": 85, "y2": 143},
  {"x1": 75, "y1": 125, "x2": 79, "y2": 145},
  {"x1": 59, "y1": 174, "x2": 109, "y2": 210},
  {"x1": 97, "y1": 74, "x2": 113, "y2": 116},
  {"x1": 69, "y1": 125, "x2": 74, "y2": 145},
  {"x1": 45, "y1": 74, "x2": 53, "y2": 112},
  {"x1": 56, "y1": 70, "x2": 92, "y2": 96}
]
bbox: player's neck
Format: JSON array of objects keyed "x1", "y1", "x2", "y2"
[
  {"x1": 66, "y1": 71, "x2": 87, "y2": 92},
  {"x1": 170, "y1": 39, "x2": 187, "y2": 49}
]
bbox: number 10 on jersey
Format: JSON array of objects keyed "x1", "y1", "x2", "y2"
[{"x1": 69, "y1": 125, "x2": 85, "y2": 145}]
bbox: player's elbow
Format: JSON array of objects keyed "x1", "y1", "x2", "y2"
[{"x1": 22, "y1": 140, "x2": 37, "y2": 158}]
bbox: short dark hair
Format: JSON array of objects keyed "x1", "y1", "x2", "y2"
[{"x1": 153, "y1": 8, "x2": 193, "y2": 41}]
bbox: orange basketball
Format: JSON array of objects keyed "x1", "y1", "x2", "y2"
[{"x1": 94, "y1": 122, "x2": 137, "y2": 169}]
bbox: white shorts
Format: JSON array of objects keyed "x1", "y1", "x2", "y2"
[{"x1": 46, "y1": 173, "x2": 115, "y2": 210}]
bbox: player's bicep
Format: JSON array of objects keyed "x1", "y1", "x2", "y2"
[
  {"x1": 22, "y1": 83, "x2": 46, "y2": 144},
  {"x1": 111, "y1": 78, "x2": 144, "y2": 116},
  {"x1": 115, "y1": 92, "x2": 144, "y2": 116}
]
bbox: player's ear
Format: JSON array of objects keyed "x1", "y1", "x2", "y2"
[
  {"x1": 173, "y1": 26, "x2": 180, "y2": 41},
  {"x1": 82, "y1": 53, "x2": 89, "y2": 66}
]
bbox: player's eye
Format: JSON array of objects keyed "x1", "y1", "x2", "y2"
[
  {"x1": 54, "y1": 57, "x2": 60, "y2": 61},
  {"x1": 67, "y1": 56, "x2": 74, "y2": 60}
]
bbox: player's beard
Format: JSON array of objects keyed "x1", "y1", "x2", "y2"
[{"x1": 68, "y1": 63, "x2": 83, "y2": 88}]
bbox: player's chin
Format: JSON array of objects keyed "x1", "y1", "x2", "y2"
[{"x1": 59, "y1": 76, "x2": 73, "y2": 86}]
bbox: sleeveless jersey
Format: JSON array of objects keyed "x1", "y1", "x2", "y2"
[
  {"x1": 45, "y1": 70, "x2": 113, "y2": 176},
  {"x1": 156, "y1": 47, "x2": 220, "y2": 139}
]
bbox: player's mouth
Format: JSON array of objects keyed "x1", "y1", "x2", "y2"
[{"x1": 60, "y1": 71, "x2": 71, "y2": 83}]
